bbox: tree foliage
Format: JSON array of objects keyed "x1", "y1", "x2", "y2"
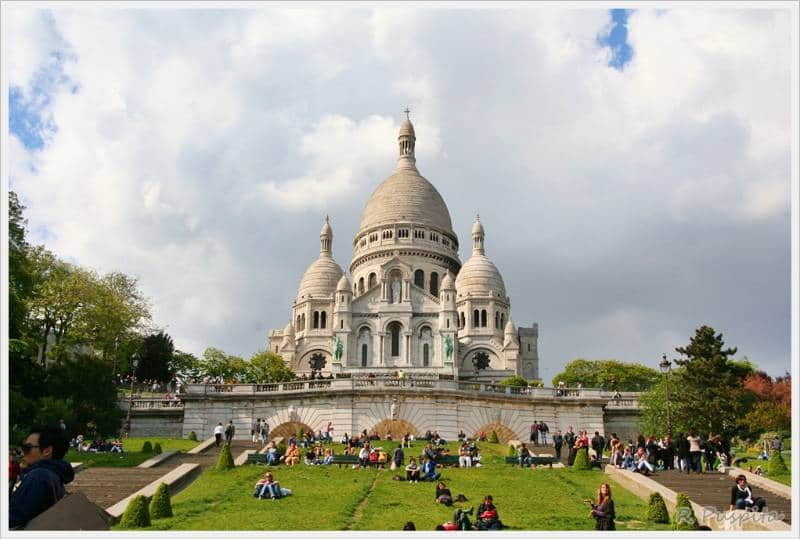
[
  {"x1": 216, "y1": 444, "x2": 234, "y2": 470},
  {"x1": 499, "y1": 375, "x2": 529, "y2": 387},
  {"x1": 247, "y1": 351, "x2": 296, "y2": 383},
  {"x1": 137, "y1": 331, "x2": 175, "y2": 382},
  {"x1": 551, "y1": 359, "x2": 660, "y2": 391}
]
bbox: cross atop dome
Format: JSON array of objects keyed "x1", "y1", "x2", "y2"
[{"x1": 404, "y1": 107, "x2": 411, "y2": 120}]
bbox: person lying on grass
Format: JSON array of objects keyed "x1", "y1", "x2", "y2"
[{"x1": 435, "y1": 481, "x2": 453, "y2": 505}]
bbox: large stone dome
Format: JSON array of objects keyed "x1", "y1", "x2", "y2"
[
  {"x1": 358, "y1": 168, "x2": 454, "y2": 233},
  {"x1": 297, "y1": 257, "x2": 343, "y2": 299}
]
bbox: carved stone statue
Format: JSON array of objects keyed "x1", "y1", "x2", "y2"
[
  {"x1": 333, "y1": 336, "x2": 343, "y2": 362},
  {"x1": 444, "y1": 335, "x2": 453, "y2": 360},
  {"x1": 391, "y1": 278, "x2": 401, "y2": 303},
  {"x1": 390, "y1": 399, "x2": 397, "y2": 419}
]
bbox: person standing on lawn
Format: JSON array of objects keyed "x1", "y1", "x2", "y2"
[{"x1": 587, "y1": 483, "x2": 616, "y2": 530}]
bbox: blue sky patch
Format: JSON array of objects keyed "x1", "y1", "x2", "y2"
[{"x1": 598, "y1": 9, "x2": 634, "y2": 70}]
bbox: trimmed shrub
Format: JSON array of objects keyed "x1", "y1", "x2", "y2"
[
  {"x1": 141, "y1": 441, "x2": 153, "y2": 454},
  {"x1": 489, "y1": 431, "x2": 499, "y2": 444},
  {"x1": 572, "y1": 448, "x2": 592, "y2": 470},
  {"x1": 216, "y1": 443, "x2": 234, "y2": 470},
  {"x1": 672, "y1": 493, "x2": 699, "y2": 530},
  {"x1": 188, "y1": 431, "x2": 198, "y2": 441},
  {"x1": 768, "y1": 450, "x2": 788, "y2": 476},
  {"x1": 507, "y1": 444, "x2": 517, "y2": 457},
  {"x1": 149, "y1": 483, "x2": 173, "y2": 519},
  {"x1": 646, "y1": 492, "x2": 670, "y2": 524},
  {"x1": 153, "y1": 442, "x2": 163, "y2": 455},
  {"x1": 297, "y1": 428, "x2": 305, "y2": 438},
  {"x1": 119, "y1": 495, "x2": 151, "y2": 528}
]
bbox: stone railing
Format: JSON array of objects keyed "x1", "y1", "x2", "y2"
[
  {"x1": 119, "y1": 398, "x2": 185, "y2": 410},
  {"x1": 182, "y1": 380, "x2": 640, "y2": 406}
]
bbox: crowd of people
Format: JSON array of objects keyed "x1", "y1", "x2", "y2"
[{"x1": 69, "y1": 435, "x2": 125, "y2": 453}]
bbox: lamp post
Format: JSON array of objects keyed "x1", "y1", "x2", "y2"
[
  {"x1": 659, "y1": 354, "x2": 672, "y2": 436},
  {"x1": 124, "y1": 354, "x2": 139, "y2": 438}
]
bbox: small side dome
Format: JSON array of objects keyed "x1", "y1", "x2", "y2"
[
  {"x1": 297, "y1": 257, "x2": 344, "y2": 300},
  {"x1": 471, "y1": 214, "x2": 485, "y2": 236},
  {"x1": 284, "y1": 321, "x2": 295, "y2": 336},
  {"x1": 504, "y1": 318, "x2": 516, "y2": 335},
  {"x1": 320, "y1": 215, "x2": 333, "y2": 238},
  {"x1": 336, "y1": 274, "x2": 351, "y2": 292},
  {"x1": 455, "y1": 255, "x2": 506, "y2": 298}
]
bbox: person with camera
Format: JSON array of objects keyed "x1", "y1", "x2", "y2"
[
  {"x1": 10, "y1": 425, "x2": 75, "y2": 529},
  {"x1": 585, "y1": 483, "x2": 616, "y2": 530}
]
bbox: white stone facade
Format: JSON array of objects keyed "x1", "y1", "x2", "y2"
[{"x1": 268, "y1": 117, "x2": 539, "y2": 382}]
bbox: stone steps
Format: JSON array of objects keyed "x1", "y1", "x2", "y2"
[
  {"x1": 66, "y1": 468, "x2": 167, "y2": 509},
  {"x1": 650, "y1": 470, "x2": 791, "y2": 524}
]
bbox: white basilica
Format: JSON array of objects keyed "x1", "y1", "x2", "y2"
[{"x1": 268, "y1": 117, "x2": 540, "y2": 382}]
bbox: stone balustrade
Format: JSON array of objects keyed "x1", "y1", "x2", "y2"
[{"x1": 179, "y1": 380, "x2": 639, "y2": 407}]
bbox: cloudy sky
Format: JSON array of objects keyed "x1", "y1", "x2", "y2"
[{"x1": 4, "y1": 5, "x2": 795, "y2": 382}]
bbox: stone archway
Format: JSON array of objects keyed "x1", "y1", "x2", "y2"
[
  {"x1": 474, "y1": 423, "x2": 517, "y2": 443},
  {"x1": 271, "y1": 421, "x2": 314, "y2": 440},
  {"x1": 370, "y1": 419, "x2": 420, "y2": 440}
]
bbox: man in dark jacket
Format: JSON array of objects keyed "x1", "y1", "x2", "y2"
[
  {"x1": 552, "y1": 431, "x2": 564, "y2": 461},
  {"x1": 591, "y1": 432, "x2": 606, "y2": 464},
  {"x1": 10, "y1": 425, "x2": 75, "y2": 529}
]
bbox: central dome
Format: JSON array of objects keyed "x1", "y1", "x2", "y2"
[{"x1": 358, "y1": 167, "x2": 454, "y2": 233}]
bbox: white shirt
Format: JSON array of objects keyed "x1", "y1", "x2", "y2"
[{"x1": 214, "y1": 425, "x2": 224, "y2": 435}]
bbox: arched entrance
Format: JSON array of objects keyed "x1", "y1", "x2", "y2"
[
  {"x1": 473, "y1": 423, "x2": 517, "y2": 443},
  {"x1": 271, "y1": 421, "x2": 314, "y2": 440},
  {"x1": 370, "y1": 419, "x2": 420, "y2": 440}
]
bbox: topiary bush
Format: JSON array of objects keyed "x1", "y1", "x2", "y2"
[
  {"x1": 768, "y1": 450, "x2": 788, "y2": 476},
  {"x1": 188, "y1": 431, "x2": 198, "y2": 441},
  {"x1": 153, "y1": 442, "x2": 163, "y2": 455},
  {"x1": 672, "y1": 493, "x2": 699, "y2": 530},
  {"x1": 141, "y1": 441, "x2": 153, "y2": 454},
  {"x1": 507, "y1": 444, "x2": 517, "y2": 457},
  {"x1": 489, "y1": 431, "x2": 499, "y2": 444},
  {"x1": 216, "y1": 443, "x2": 234, "y2": 470},
  {"x1": 119, "y1": 495, "x2": 151, "y2": 528},
  {"x1": 572, "y1": 448, "x2": 592, "y2": 470},
  {"x1": 149, "y1": 483, "x2": 173, "y2": 519},
  {"x1": 646, "y1": 492, "x2": 670, "y2": 524}
]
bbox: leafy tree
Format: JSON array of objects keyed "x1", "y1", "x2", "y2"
[
  {"x1": 9, "y1": 191, "x2": 34, "y2": 340},
  {"x1": 489, "y1": 431, "x2": 499, "y2": 443},
  {"x1": 247, "y1": 351, "x2": 295, "y2": 383},
  {"x1": 137, "y1": 331, "x2": 175, "y2": 382},
  {"x1": 741, "y1": 401, "x2": 790, "y2": 434},
  {"x1": 551, "y1": 359, "x2": 660, "y2": 391},
  {"x1": 153, "y1": 442, "x2": 163, "y2": 455},
  {"x1": 170, "y1": 350, "x2": 202, "y2": 380},
  {"x1": 499, "y1": 375, "x2": 528, "y2": 387},
  {"x1": 646, "y1": 492, "x2": 670, "y2": 524},
  {"x1": 768, "y1": 450, "x2": 788, "y2": 476},
  {"x1": 200, "y1": 348, "x2": 248, "y2": 381}
]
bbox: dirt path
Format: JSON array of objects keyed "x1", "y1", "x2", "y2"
[{"x1": 344, "y1": 470, "x2": 384, "y2": 530}]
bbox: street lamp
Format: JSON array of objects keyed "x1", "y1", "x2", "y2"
[
  {"x1": 124, "y1": 354, "x2": 139, "y2": 438},
  {"x1": 659, "y1": 354, "x2": 672, "y2": 436}
]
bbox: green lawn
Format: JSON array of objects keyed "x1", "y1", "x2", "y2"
[
  {"x1": 66, "y1": 437, "x2": 200, "y2": 468},
  {"x1": 127, "y1": 442, "x2": 671, "y2": 531},
  {"x1": 735, "y1": 451, "x2": 792, "y2": 486}
]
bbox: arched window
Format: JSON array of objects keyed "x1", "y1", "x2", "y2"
[
  {"x1": 340, "y1": 320, "x2": 344, "y2": 329},
  {"x1": 358, "y1": 277, "x2": 365, "y2": 295},
  {"x1": 361, "y1": 344, "x2": 368, "y2": 367},
  {"x1": 368, "y1": 273, "x2": 377, "y2": 289},
  {"x1": 301, "y1": 313, "x2": 306, "y2": 330},
  {"x1": 296, "y1": 315, "x2": 301, "y2": 330},
  {"x1": 423, "y1": 343, "x2": 430, "y2": 367},
  {"x1": 358, "y1": 327, "x2": 371, "y2": 367},
  {"x1": 500, "y1": 313, "x2": 505, "y2": 329},
  {"x1": 313, "y1": 311, "x2": 320, "y2": 329},
  {"x1": 390, "y1": 322, "x2": 401, "y2": 357},
  {"x1": 446, "y1": 319, "x2": 450, "y2": 329},
  {"x1": 495, "y1": 312, "x2": 500, "y2": 328},
  {"x1": 481, "y1": 310, "x2": 487, "y2": 327},
  {"x1": 414, "y1": 269, "x2": 425, "y2": 288},
  {"x1": 473, "y1": 310, "x2": 480, "y2": 328},
  {"x1": 460, "y1": 312, "x2": 465, "y2": 329},
  {"x1": 320, "y1": 311, "x2": 326, "y2": 329},
  {"x1": 429, "y1": 272, "x2": 439, "y2": 296}
]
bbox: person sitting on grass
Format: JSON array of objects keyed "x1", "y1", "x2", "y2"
[
  {"x1": 323, "y1": 447, "x2": 334, "y2": 465},
  {"x1": 377, "y1": 447, "x2": 389, "y2": 468},
  {"x1": 421, "y1": 456, "x2": 441, "y2": 482},
  {"x1": 518, "y1": 443, "x2": 531, "y2": 467},
  {"x1": 422, "y1": 443, "x2": 436, "y2": 462},
  {"x1": 305, "y1": 447, "x2": 318, "y2": 465},
  {"x1": 264, "y1": 441, "x2": 279, "y2": 466},
  {"x1": 633, "y1": 447, "x2": 654, "y2": 475},
  {"x1": 435, "y1": 481, "x2": 454, "y2": 506},
  {"x1": 284, "y1": 442, "x2": 301, "y2": 466},
  {"x1": 459, "y1": 443, "x2": 473, "y2": 468},
  {"x1": 358, "y1": 444, "x2": 370, "y2": 469},
  {"x1": 618, "y1": 446, "x2": 634, "y2": 470},
  {"x1": 476, "y1": 495, "x2": 502, "y2": 530},
  {"x1": 109, "y1": 439, "x2": 124, "y2": 453},
  {"x1": 406, "y1": 457, "x2": 421, "y2": 483},
  {"x1": 254, "y1": 472, "x2": 292, "y2": 500},
  {"x1": 729, "y1": 474, "x2": 767, "y2": 512},
  {"x1": 457, "y1": 430, "x2": 467, "y2": 442},
  {"x1": 368, "y1": 447, "x2": 380, "y2": 468}
]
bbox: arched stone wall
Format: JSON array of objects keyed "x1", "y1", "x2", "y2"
[
  {"x1": 369, "y1": 418, "x2": 420, "y2": 439},
  {"x1": 473, "y1": 423, "x2": 517, "y2": 443},
  {"x1": 271, "y1": 421, "x2": 314, "y2": 440}
]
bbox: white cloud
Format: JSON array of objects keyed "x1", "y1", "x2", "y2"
[{"x1": 6, "y1": 7, "x2": 792, "y2": 376}]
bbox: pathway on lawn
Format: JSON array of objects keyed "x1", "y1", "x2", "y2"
[
  {"x1": 344, "y1": 470, "x2": 384, "y2": 531},
  {"x1": 68, "y1": 441, "x2": 254, "y2": 510},
  {"x1": 648, "y1": 470, "x2": 791, "y2": 525}
]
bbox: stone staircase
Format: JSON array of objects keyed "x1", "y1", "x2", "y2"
[
  {"x1": 649, "y1": 470, "x2": 791, "y2": 524},
  {"x1": 66, "y1": 467, "x2": 167, "y2": 509},
  {"x1": 67, "y1": 441, "x2": 255, "y2": 511}
]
